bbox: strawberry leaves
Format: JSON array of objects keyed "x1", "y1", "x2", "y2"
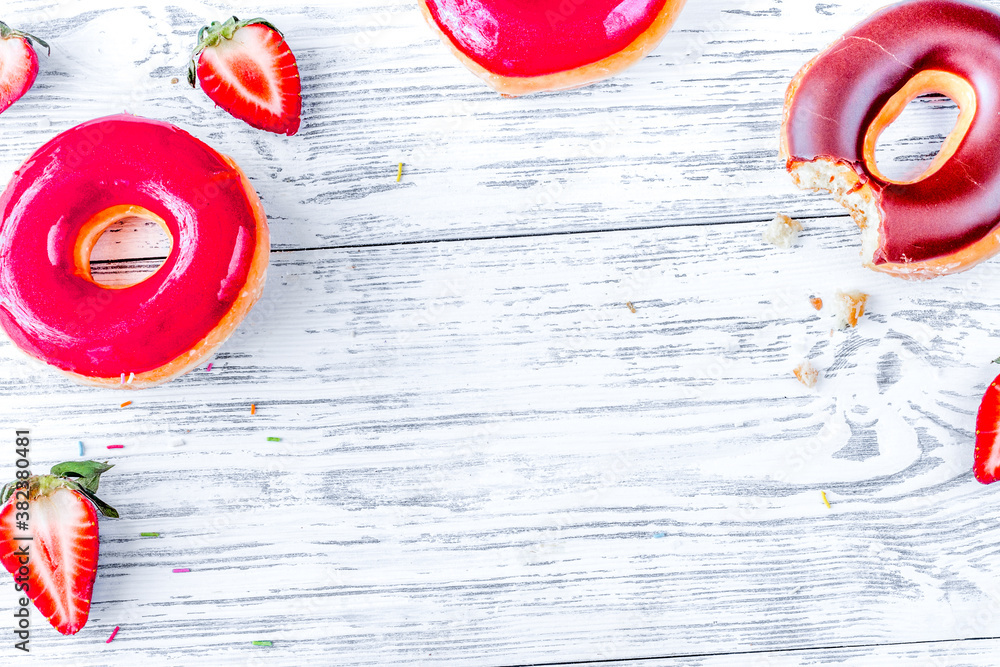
[
  {"x1": 0, "y1": 21, "x2": 49, "y2": 56},
  {"x1": 0, "y1": 462, "x2": 118, "y2": 517}
]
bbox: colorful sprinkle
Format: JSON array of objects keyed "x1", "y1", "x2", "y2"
[
  {"x1": 206, "y1": 363, "x2": 213, "y2": 372},
  {"x1": 78, "y1": 441, "x2": 84, "y2": 457},
  {"x1": 106, "y1": 626, "x2": 119, "y2": 643},
  {"x1": 120, "y1": 401, "x2": 132, "y2": 408},
  {"x1": 127, "y1": 372, "x2": 135, "y2": 385},
  {"x1": 267, "y1": 437, "x2": 281, "y2": 442},
  {"x1": 251, "y1": 404, "x2": 257, "y2": 415},
  {"x1": 396, "y1": 162, "x2": 403, "y2": 182},
  {"x1": 140, "y1": 532, "x2": 160, "y2": 537},
  {"x1": 822, "y1": 492, "x2": 831, "y2": 509},
  {"x1": 172, "y1": 568, "x2": 190, "y2": 573},
  {"x1": 653, "y1": 532, "x2": 666, "y2": 539},
  {"x1": 120, "y1": 372, "x2": 125, "y2": 385},
  {"x1": 107, "y1": 445, "x2": 124, "y2": 450},
  {"x1": 626, "y1": 301, "x2": 636, "y2": 313},
  {"x1": 252, "y1": 641, "x2": 273, "y2": 647}
]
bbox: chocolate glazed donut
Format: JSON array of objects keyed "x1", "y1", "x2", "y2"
[{"x1": 781, "y1": 0, "x2": 1000, "y2": 279}]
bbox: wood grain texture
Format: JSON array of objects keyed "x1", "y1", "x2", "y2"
[
  {"x1": 578, "y1": 638, "x2": 1000, "y2": 666},
  {"x1": 5, "y1": 217, "x2": 1000, "y2": 664},
  {"x1": 1, "y1": 0, "x2": 999, "y2": 665}
]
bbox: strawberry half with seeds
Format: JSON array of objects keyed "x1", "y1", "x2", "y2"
[
  {"x1": 975, "y1": 373, "x2": 1000, "y2": 484},
  {"x1": 188, "y1": 16, "x2": 301, "y2": 135},
  {"x1": 0, "y1": 21, "x2": 49, "y2": 115},
  {"x1": 0, "y1": 461, "x2": 118, "y2": 635}
]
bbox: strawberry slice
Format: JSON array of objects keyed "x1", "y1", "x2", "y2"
[
  {"x1": 0, "y1": 461, "x2": 118, "y2": 635},
  {"x1": 188, "y1": 16, "x2": 301, "y2": 135},
  {"x1": 975, "y1": 373, "x2": 1000, "y2": 484},
  {"x1": 0, "y1": 22, "x2": 48, "y2": 115}
]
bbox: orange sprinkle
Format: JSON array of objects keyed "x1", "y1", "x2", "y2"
[
  {"x1": 626, "y1": 301, "x2": 637, "y2": 314},
  {"x1": 120, "y1": 401, "x2": 132, "y2": 408},
  {"x1": 251, "y1": 404, "x2": 257, "y2": 415},
  {"x1": 810, "y1": 297, "x2": 823, "y2": 311}
]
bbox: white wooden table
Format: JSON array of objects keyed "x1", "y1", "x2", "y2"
[{"x1": 2, "y1": 0, "x2": 999, "y2": 664}]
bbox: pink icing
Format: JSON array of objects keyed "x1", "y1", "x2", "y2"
[
  {"x1": 424, "y1": 0, "x2": 668, "y2": 77},
  {"x1": 0, "y1": 114, "x2": 260, "y2": 377}
]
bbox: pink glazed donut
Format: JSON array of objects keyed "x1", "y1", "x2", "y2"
[
  {"x1": 0, "y1": 114, "x2": 269, "y2": 388},
  {"x1": 419, "y1": 0, "x2": 689, "y2": 95}
]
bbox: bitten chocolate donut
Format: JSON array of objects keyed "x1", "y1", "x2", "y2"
[
  {"x1": 0, "y1": 115, "x2": 269, "y2": 388},
  {"x1": 419, "y1": 0, "x2": 688, "y2": 96},
  {"x1": 781, "y1": 0, "x2": 1000, "y2": 279}
]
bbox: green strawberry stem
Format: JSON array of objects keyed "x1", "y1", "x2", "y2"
[
  {"x1": 1, "y1": 461, "x2": 118, "y2": 518},
  {"x1": 0, "y1": 21, "x2": 50, "y2": 56}
]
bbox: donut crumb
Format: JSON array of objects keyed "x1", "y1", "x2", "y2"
[
  {"x1": 793, "y1": 361, "x2": 819, "y2": 388},
  {"x1": 763, "y1": 213, "x2": 803, "y2": 249},
  {"x1": 834, "y1": 290, "x2": 868, "y2": 328},
  {"x1": 809, "y1": 296, "x2": 823, "y2": 311}
]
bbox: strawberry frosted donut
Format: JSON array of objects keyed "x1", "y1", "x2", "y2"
[
  {"x1": 419, "y1": 0, "x2": 688, "y2": 96},
  {"x1": 782, "y1": 0, "x2": 1000, "y2": 279},
  {"x1": 0, "y1": 114, "x2": 269, "y2": 388}
]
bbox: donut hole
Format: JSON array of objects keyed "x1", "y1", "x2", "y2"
[
  {"x1": 872, "y1": 94, "x2": 960, "y2": 183},
  {"x1": 79, "y1": 206, "x2": 173, "y2": 289},
  {"x1": 864, "y1": 70, "x2": 976, "y2": 186}
]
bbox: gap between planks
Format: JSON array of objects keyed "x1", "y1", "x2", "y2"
[
  {"x1": 507, "y1": 634, "x2": 1000, "y2": 667},
  {"x1": 87, "y1": 211, "x2": 853, "y2": 266}
]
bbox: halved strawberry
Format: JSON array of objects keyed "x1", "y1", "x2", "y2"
[
  {"x1": 188, "y1": 16, "x2": 301, "y2": 135},
  {"x1": 975, "y1": 373, "x2": 1000, "y2": 484},
  {"x1": 0, "y1": 22, "x2": 48, "y2": 115},
  {"x1": 0, "y1": 461, "x2": 118, "y2": 635}
]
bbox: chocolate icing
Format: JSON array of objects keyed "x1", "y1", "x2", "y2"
[{"x1": 785, "y1": 0, "x2": 1000, "y2": 265}]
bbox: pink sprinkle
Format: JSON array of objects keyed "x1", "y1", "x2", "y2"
[
  {"x1": 172, "y1": 568, "x2": 190, "y2": 573},
  {"x1": 206, "y1": 363, "x2": 213, "y2": 372},
  {"x1": 107, "y1": 445, "x2": 124, "y2": 450},
  {"x1": 106, "y1": 626, "x2": 119, "y2": 643}
]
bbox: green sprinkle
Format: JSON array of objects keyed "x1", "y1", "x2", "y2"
[
  {"x1": 140, "y1": 532, "x2": 160, "y2": 537},
  {"x1": 267, "y1": 437, "x2": 281, "y2": 442},
  {"x1": 252, "y1": 641, "x2": 273, "y2": 647}
]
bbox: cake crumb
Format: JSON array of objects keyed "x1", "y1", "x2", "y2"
[
  {"x1": 626, "y1": 301, "x2": 636, "y2": 313},
  {"x1": 834, "y1": 290, "x2": 868, "y2": 328},
  {"x1": 763, "y1": 213, "x2": 803, "y2": 249},
  {"x1": 809, "y1": 296, "x2": 823, "y2": 311},
  {"x1": 793, "y1": 361, "x2": 819, "y2": 388}
]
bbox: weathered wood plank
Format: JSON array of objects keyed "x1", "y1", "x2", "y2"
[
  {"x1": 0, "y1": 0, "x2": 975, "y2": 251},
  {"x1": 3, "y1": 217, "x2": 1000, "y2": 663},
  {"x1": 575, "y1": 639, "x2": 1000, "y2": 666}
]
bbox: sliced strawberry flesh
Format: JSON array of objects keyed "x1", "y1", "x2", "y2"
[
  {"x1": 0, "y1": 35, "x2": 37, "y2": 113},
  {"x1": 975, "y1": 374, "x2": 1000, "y2": 484},
  {"x1": 196, "y1": 22, "x2": 300, "y2": 135},
  {"x1": 0, "y1": 486, "x2": 99, "y2": 634}
]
